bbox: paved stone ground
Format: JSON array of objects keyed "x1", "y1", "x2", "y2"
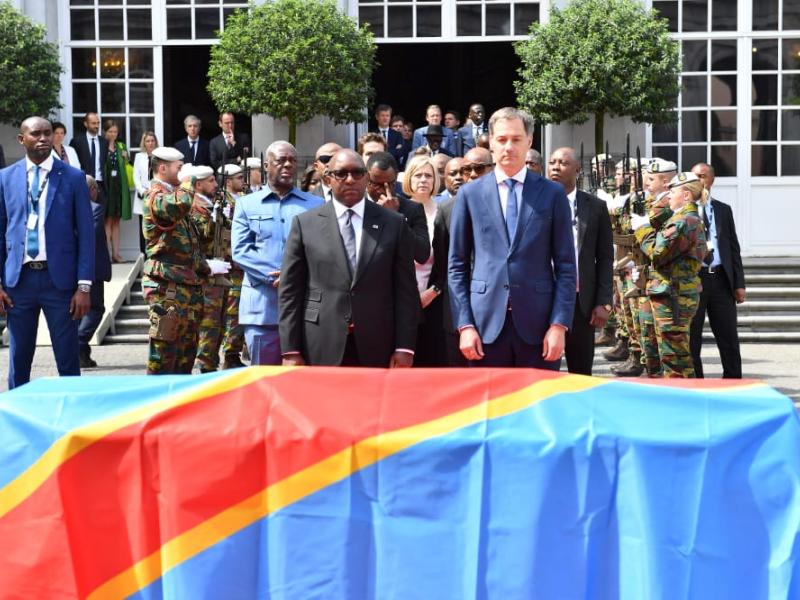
[{"x1": 1, "y1": 343, "x2": 798, "y2": 403}]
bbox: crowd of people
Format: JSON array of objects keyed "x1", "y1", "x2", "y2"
[{"x1": 0, "y1": 103, "x2": 745, "y2": 388}]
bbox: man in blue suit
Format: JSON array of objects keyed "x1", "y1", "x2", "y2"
[
  {"x1": 458, "y1": 103, "x2": 488, "y2": 156},
  {"x1": 449, "y1": 108, "x2": 576, "y2": 369},
  {"x1": 372, "y1": 104, "x2": 407, "y2": 169},
  {"x1": 411, "y1": 105, "x2": 456, "y2": 157},
  {"x1": 232, "y1": 140, "x2": 323, "y2": 365},
  {"x1": 173, "y1": 114, "x2": 211, "y2": 166},
  {"x1": 0, "y1": 117, "x2": 95, "y2": 388}
]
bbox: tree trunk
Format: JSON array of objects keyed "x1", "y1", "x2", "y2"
[
  {"x1": 288, "y1": 117, "x2": 297, "y2": 147},
  {"x1": 594, "y1": 111, "x2": 604, "y2": 156}
]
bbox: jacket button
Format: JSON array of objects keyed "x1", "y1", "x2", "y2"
[{"x1": 503, "y1": 284, "x2": 509, "y2": 290}]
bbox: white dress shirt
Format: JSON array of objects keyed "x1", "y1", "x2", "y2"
[
  {"x1": 132, "y1": 151, "x2": 151, "y2": 215},
  {"x1": 567, "y1": 188, "x2": 580, "y2": 289},
  {"x1": 86, "y1": 131, "x2": 102, "y2": 181},
  {"x1": 331, "y1": 196, "x2": 364, "y2": 264},
  {"x1": 187, "y1": 136, "x2": 200, "y2": 162},
  {"x1": 23, "y1": 156, "x2": 53, "y2": 263},
  {"x1": 494, "y1": 165, "x2": 526, "y2": 220}
]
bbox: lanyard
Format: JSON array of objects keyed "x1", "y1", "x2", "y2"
[{"x1": 27, "y1": 168, "x2": 51, "y2": 212}]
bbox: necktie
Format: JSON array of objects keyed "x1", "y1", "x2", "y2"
[
  {"x1": 381, "y1": 129, "x2": 387, "y2": 139},
  {"x1": 504, "y1": 178, "x2": 518, "y2": 244},
  {"x1": 342, "y1": 209, "x2": 357, "y2": 273},
  {"x1": 27, "y1": 165, "x2": 41, "y2": 259},
  {"x1": 90, "y1": 137, "x2": 97, "y2": 177},
  {"x1": 572, "y1": 197, "x2": 578, "y2": 228},
  {"x1": 59, "y1": 146, "x2": 68, "y2": 164},
  {"x1": 190, "y1": 140, "x2": 196, "y2": 162},
  {"x1": 702, "y1": 206, "x2": 714, "y2": 266}
]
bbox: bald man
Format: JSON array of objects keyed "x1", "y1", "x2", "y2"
[{"x1": 311, "y1": 142, "x2": 342, "y2": 201}]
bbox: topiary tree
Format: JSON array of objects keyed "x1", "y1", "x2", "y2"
[
  {"x1": 515, "y1": 0, "x2": 680, "y2": 154},
  {"x1": 0, "y1": 1, "x2": 62, "y2": 126},
  {"x1": 208, "y1": 0, "x2": 376, "y2": 146}
]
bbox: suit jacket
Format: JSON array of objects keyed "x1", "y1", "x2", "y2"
[
  {"x1": 707, "y1": 198, "x2": 745, "y2": 291},
  {"x1": 458, "y1": 123, "x2": 488, "y2": 155},
  {"x1": 431, "y1": 196, "x2": 455, "y2": 332},
  {"x1": 232, "y1": 186, "x2": 323, "y2": 326},
  {"x1": 91, "y1": 200, "x2": 112, "y2": 282},
  {"x1": 0, "y1": 158, "x2": 95, "y2": 290},
  {"x1": 372, "y1": 128, "x2": 408, "y2": 168},
  {"x1": 209, "y1": 132, "x2": 251, "y2": 172},
  {"x1": 0, "y1": 145, "x2": 5, "y2": 169},
  {"x1": 574, "y1": 190, "x2": 613, "y2": 316},
  {"x1": 411, "y1": 126, "x2": 456, "y2": 156},
  {"x1": 70, "y1": 132, "x2": 108, "y2": 180},
  {"x1": 174, "y1": 137, "x2": 211, "y2": 167},
  {"x1": 396, "y1": 197, "x2": 431, "y2": 264},
  {"x1": 279, "y1": 199, "x2": 419, "y2": 366},
  {"x1": 449, "y1": 170, "x2": 577, "y2": 345}
]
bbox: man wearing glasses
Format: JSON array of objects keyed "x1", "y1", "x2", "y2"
[
  {"x1": 279, "y1": 150, "x2": 418, "y2": 367},
  {"x1": 310, "y1": 142, "x2": 341, "y2": 202},
  {"x1": 461, "y1": 147, "x2": 494, "y2": 182}
]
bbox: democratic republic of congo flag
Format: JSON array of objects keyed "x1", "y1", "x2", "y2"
[{"x1": 0, "y1": 368, "x2": 799, "y2": 599}]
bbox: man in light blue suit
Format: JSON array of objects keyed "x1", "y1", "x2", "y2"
[
  {"x1": 232, "y1": 141, "x2": 323, "y2": 365},
  {"x1": 0, "y1": 117, "x2": 95, "y2": 388},
  {"x1": 449, "y1": 108, "x2": 576, "y2": 369},
  {"x1": 410, "y1": 105, "x2": 457, "y2": 157}
]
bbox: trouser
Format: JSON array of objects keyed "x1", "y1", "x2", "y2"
[
  {"x1": 638, "y1": 296, "x2": 660, "y2": 375},
  {"x1": 565, "y1": 295, "x2": 595, "y2": 376},
  {"x1": 5, "y1": 266, "x2": 79, "y2": 389},
  {"x1": 196, "y1": 284, "x2": 226, "y2": 371},
  {"x1": 690, "y1": 268, "x2": 742, "y2": 378},
  {"x1": 474, "y1": 311, "x2": 561, "y2": 370},
  {"x1": 78, "y1": 281, "x2": 105, "y2": 352},
  {"x1": 612, "y1": 274, "x2": 628, "y2": 341},
  {"x1": 620, "y1": 272, "x2": 642, "y2": 354},
  {"x1": 143, "y1": 278, "x2": 202, "y2": 374},
  {"x1": 222, "y1": 269, "x2": 244, "y2": 357},
  {"x1": 244, "y1": 325, "x2": 281, "y2": 366},
  {"x1": 652, "y1": 292, "x2": 700, "y2": 378}
]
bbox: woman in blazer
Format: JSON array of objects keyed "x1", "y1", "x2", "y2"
[
  {"x1": 133, "y1": 131, "x2": 159, "y2": 254},
  {"x1": 103, "y1": 119, "x2": 132, "y2": 262}
]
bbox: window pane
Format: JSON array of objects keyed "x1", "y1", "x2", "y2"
[
  {"x1": 71, "y1": 0, "x2": 93, "y2": 5},
  {"x1": 782, "y1": 146, "x2": 800, "y2": 175},
  {"x1": 486, "y1": 4, "x2": 510, "y2": 35},
  {"x1": 72, "y1": 48, "x2": 97, "y2": 79},
  {"x1": 711, "y1": 75, "x2": 736, "y2": 106},
  {"x1": 101, "y1": 82, "x2": 126, "y2": 113},
  {"x1": 752, "y1": 109, "x2": 778, "y2": 141},
  {"x1": 752, "y1": 39, "x2": 779, "y2": 71},
  {"x1": 653, "y1": 122, "x2": 678, "y2": 143},
  {"x1": 127, "y1": 9, "x2": 151, "y2": 40},
  {"x1": 711, "y1": 40, "x2": 736, "y2": 71},
  {"x1": 196, "y1": 7, "x2": 220, "y2": 38},
  {"x1": 99, "y1": 48, "x2": 125, "y2": 78},
  {"x1": 753, "y1": 0, "x2": 779, "y2": 31},
  {"x1": 416, "y1": 6, "x2": 441, "y2": 37},
  {"x1": 166, "y1": 0, "x2": 190, "y2": 4},
  {"x1": 682, "y1": 0, "x2": 707, "y2": 32},
  {"x1": 70, "y1": 9, "x2": 95, "y2": 41},
  {"x1": 359, "y1": 7, "x2": 383, "y2": 37},
  {"x1": 711, "y1": 0, "x2": 736, "y2": 31},
  {"x1": 130, "y1": 82, "x2": 154, "y2": 113},
  {"x1": 457, "y1": 5, "x2": 481, "y2": 36},
  {"x1": 651, "y1": 145, "x2": 678, "y2": 165},
  {"x1": 128, "y1": 48, "x2": 153, "y2": 79},
  {"x1": 711, "y1": 109, "x2": 736, "y2": 140},
  {"x1": 514, "y1": 3, "x2": 539, "y2": 35},
  {"x1": 682, "y1": 76, "x2": 707, "y2": 106},
  {"x1": 683, "y1": 40, "x2": 707, "y2": 72},
  {"x1": 682, "y1": 111, "x2": 707, "y2": 142},
  {"x1": 783, "y1": 110, "x2": 800, "y2": 140},
  {"x1": 167, "y1": 9, "x2": 192, "y2": 39},
  {"x1": 782, "y1": 39, "x2": 800, "y2": 70},
  {"x1": 784, "y1": 0, "x2": 800, "y2": 31},
  {"x1": 783, "y1": 75, "x2": 800, "y2": 106},
  {"x1": 653, "y1": 1, "x2": 678, "y2": 32},
  {"x1": 223, "y1": 7, "x2": 241, "y2": 28},
  {"x1": 752, "y1": 145, "x2": 777, "y2": 176},
  {"x1": 752, "y1": 75, "x2": 778, "y2": 105},
  {"x1": 711, "y1": 145, "x2": 736, "y2": 176},
  {"x1": 72, "y1": 83, "x2": 97, "y2": 114},
  {"x1": 130, "y1": 117, "x2": 156, "y2": 150},
  {"x1": 682, "y1": 146, "x2": 707, "y2": 170},
  {"x1": 387, "y1": 6, "x2": 412, "y2": 37},
  {"x1": 98, "y1": 9, "x2": 124, "y2": 40}
]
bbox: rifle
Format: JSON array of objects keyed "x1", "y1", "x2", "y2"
[
  {"x1": 620, "y1": 133, "x2": 631, "y2": 196},
  {"x1": 211, "y1": 167, "x2": 232, "y2": 287},
  {"x1": 633, "y1": 146, "x2": 645, "y2": 216}
]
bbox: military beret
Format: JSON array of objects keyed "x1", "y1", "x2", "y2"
[
  {"x1": 591, "y1": 153, "x2": 612, "y2": 166},
  {"x1": 151, "y1": 146, "x2": 184, "y2": 162},
  {"x1": 668, "y1": 171, "x2": 700, "y2": 188},
  {"x1": 616, "y1": 158, "x2": 638, "y2": 170},
  {"x1": 178, "y1": 165, "x2": 214, "y2": 181},
  {"x1": 245, "y1": 157, "x2": 262, "y2": 169},
  {"x1": 647, "y1": 158, "x2": 678, "y2": 174},
  {"x1": 218, "y1": 164, "x2": 243, "y2": 176}
]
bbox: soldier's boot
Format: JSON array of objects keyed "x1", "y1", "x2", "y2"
[
  {"x1": 223, "y1": 353, "x2": 246, "y2": 369},
  {"x1": 594, "y1": 329, "x2": 615, "y2": 346},
  {"x1": 612, "y1": 352, "x2": 644, "y2": 377},
  {"x1": 602, "y1": 338, "x2": 629, "y2": 362}
]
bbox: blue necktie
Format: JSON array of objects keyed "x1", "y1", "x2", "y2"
[
  {"x1": 190, "y1": 140, "x2": 196, "y2": 162},
  {"x1": 504, "y1": 178, "x2": 518, "y2": 244},
  {"x1": 27, "y1": 165, "x2": 41, "y2": 258},
  {"x1": 90, "y1": 137, "x2": 97, "y2": 177}
]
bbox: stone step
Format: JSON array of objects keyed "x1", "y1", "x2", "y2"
[
  {"x1": 736, "y1": 301, "x2": 800, "y2": 314},
  {"x1": 703, "y1": 331, "x2": 800, "y2": 343},
  {"x1": 117, "y1": 304, "x2": 149, "y2": 317},
  {"x1": 114, "y1": 318, "x2": 150, "y2": 335},
  {"x1": 744, "y1": 274, "x2": 800, "y2": 285},
  {"x1": 745, "y1": 287, "x2": 800, "y2": 299},
  {"x1": 104, "y1": 333, "x2": 149, "y2": 344}
]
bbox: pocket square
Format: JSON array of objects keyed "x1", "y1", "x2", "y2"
[{"x1": 372, "y1": 224, "x2": 379, "y2": 229}]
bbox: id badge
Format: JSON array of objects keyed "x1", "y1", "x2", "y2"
[
  {"x1": 111, "y1": 170, "x2": 118, "y2": 177},
  {"x1": 27, "y1": 213, "x2": 38, "y2": 230}
]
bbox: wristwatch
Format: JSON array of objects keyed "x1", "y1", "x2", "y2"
[
  {"x1": 78, "y1": 283, "x2": 91, "y2": 293},
  {"x1": 432, "y1": 284, "x2": 442, "y2": 294},
  {"x1": 603, "y1": 304, "x2": 612, "y2": 312}
]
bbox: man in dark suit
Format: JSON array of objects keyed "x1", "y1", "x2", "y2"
[
  {"x1": 310, "y1": 142, "x2": 342, "y2": 202},
  {"x1": 174, "y1": 114, "x2": 211, "y2": 166},
  {"x1": 77, "y1": 175, "x2": 112, "y2": 368},
  {"x1": 449, "y1": 108, "x2": 576, "y2": 369},
  {"x1": 209, "y1": 111, "x2": 251, "y2": 172},
  {"x1": 279, "y1": 149, "x2": 418, "y2": 367},
  {"x1": 0, "y1": 144, "x2": 5, "y2": 169},
  {"x1": 690, "y1": 162, "x2": 745, "y2": 379},
  {"x1": 411, "y1": 105, "x2": 456, "y2": 156},
  {"x1": 372, "y1": 104, "x2": 407, "y2": 169},
  {"x1": 69, "y1": 112, "x2": 107, "y2": 205},
  {"x1": 458, "y1": 103, "x2": 488, "y2": 155},
  {"x1": 548, "y1": 147, "x2": 614, "y2": 375},
  {"x1": 365, "y1": 152, "x2": 430, "y2": 264},
  {"x1": 0, "y1": 117, "x2": 94, "y2": 388}
]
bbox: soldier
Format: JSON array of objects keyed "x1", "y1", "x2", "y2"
[
  {"x1": 245, "y1": 156, "x2": 263, "y2": 192},
  {"x1": 631, "y1": 171, "x2": 707, "y2": 378},
  {"x1": 221, "y1": 164, "x2": 246, "y2": 368},
  {"x1": 590, "y1": 153, "x2": 615, "y2": 202},
  {"x1": 142, "y1": 147, "x2": 210, "y2": 374}
]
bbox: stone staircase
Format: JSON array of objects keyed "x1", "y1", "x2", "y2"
[
  {"x1": 104, "y1": 276, "x2": 149, "y2": 344},
  {"x1": 703, "y1": 258, "x2": 800, "y2": 343}
]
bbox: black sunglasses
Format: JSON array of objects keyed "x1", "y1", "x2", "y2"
[
  {"x1": 317, "y1": 154, "x2": 333, "y2": 164},
  {"x1": 460, "y1": 163, "x2": 491, "y2": 176},
  {"x1": 329, "y1": 168, "x2": 368, "y2": 181}
]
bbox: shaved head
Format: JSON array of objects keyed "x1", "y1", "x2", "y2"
[{"x1": 464, "y1": 147, "x2": 492, "y2": 164}]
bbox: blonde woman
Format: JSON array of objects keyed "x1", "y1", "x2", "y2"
[
  {"x1": 133, "y1": 131, "x2": 159, "y2": 253},
  {"x1": 403, "y1": 155, "x2": 446, "y2": 366}
]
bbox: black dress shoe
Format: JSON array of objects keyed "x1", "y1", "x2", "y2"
[
  {"x1": 79, "y1": 349, "x2": 97, "y2": 369},
  {"x1": 223, "y1": 354, "x2": 246, "y2": 369}
]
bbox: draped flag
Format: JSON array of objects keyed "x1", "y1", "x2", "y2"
[{"x1": 1, "y1": 368, "x2": 799, "y2": 599}]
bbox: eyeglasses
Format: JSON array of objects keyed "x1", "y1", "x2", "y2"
[
  {"x1": 329, "y1": 168, "x2": 368, "y2": 181},
  {"x1": 316, "y1": 155, "x2": 333, "y2": 164},
  {"x1": 367, "y1": 178, "x2": 396, "y2": 189},
  {"x1": 526, "y1": 161, "x2": 540, "y2": 167},
  {"x1": 460, "y1": 163, "x2": 492, "y2": 176}
]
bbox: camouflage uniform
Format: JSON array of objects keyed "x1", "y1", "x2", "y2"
[
  {"x1": 635, "y1": 201, "x2": 707, "y2": 378},
  {"x1": 142, "y1": 179, "x2": 207, "y2": 374},
  {"x1": 221, "y1": 191, "x2": 245, "y2": 363}
]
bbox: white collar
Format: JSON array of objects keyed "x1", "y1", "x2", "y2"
[
  {"x1": 566, "y1": 188, "x2": 577, "y2": 202},
  {"x1": 331, "y1": 196, "x2": 365, "y2": 220},
  {"x1": 86, "y1": 130, "x2": 99, "y2": 141},
  {"x1": 26, "y1": 155, "x2": 53, "y2": 173},
  {"x1": 494, "y1": 165, "x2": 527, "y2": 186},
  {"x1": 188, "y1": 136, "x2": 199, "y2": 143}
]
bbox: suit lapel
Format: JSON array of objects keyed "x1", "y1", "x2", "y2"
[
  {"x1": 481, "y1": 173, "x2": 508, "y2": 246},
  {"x1": 511, "y1": 171, "x2": 542, "y2": 251},
  {"x1": 353, "y1": 200, "x2": 383, "y2": 288},
  {"x1": 45, "y1": 160, "x2": 64, "y2": 219},
  {"x1": 576, "y1": 191, "x2": 589, "y2": 253},
  {"x1": 320, "y1": 201, "x2": 353, "y2": 284}
]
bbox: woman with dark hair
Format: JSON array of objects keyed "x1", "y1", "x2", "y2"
[
  {"x1": 300, "y1": 164, "x2": 320, "y2": 193},
  {"x1": 50, "y1": 121, "x2": 79, "y2": 166},
  {"x1": 103, "y1": 119, "x2": 131, "y2": 263}
]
